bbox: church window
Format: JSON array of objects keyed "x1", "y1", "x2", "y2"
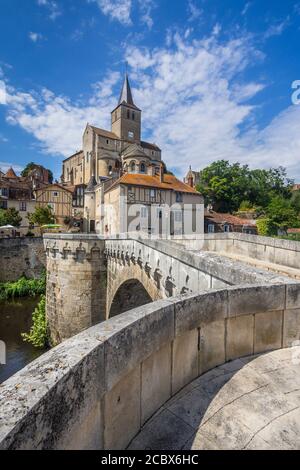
[
  {"x1": 140, "y1": 163, "x2": 146, "y2": 173},
  {"x1": 132, "y1": 112, "x2": 135, "y2": 121},
  {"x1": 106, "y1": 139, "x2": 109, "y2": 145},
  {"x1": 127, "y1": 109, "x2": 130, "y2": 119},
  {"x1": 108, "y1": 165, "x2": 113, "y2": 174},
  {"x1": 115, "y1": 161, "x2": 120, "y2": 169},
  {"x1": 130, "y1": 162, "x2": 136, "y2": 173},
  {"x1": 128, "y1": 131, "x2": 134, "y2": 139}
]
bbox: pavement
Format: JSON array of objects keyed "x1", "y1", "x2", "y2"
[{"x1": 128, "y1": 347, "x2": 300, "y2": 450}]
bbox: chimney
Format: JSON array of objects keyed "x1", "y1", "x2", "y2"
[{"x1": 160, "y1": 164, "x2": 164, "y2": 183}]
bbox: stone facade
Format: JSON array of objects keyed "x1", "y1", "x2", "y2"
[
  {"x1": 60, "y1": 72, "x2": 203, "y2": 236},
  {"x1": 0, "y1": 238, "x2": 45, "y2": 282}
]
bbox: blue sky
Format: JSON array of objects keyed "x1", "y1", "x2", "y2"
[{"x1": 0, "y1": 0, "x2": 300, "y2": 180}]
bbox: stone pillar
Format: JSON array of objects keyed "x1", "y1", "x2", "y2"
[{"x1": 44, "y1": 235, "x2": 107, "y2": 345}]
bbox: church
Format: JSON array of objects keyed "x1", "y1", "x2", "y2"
[{"x1": 62, "y1": 72, "x2": 203, "y2": 236}]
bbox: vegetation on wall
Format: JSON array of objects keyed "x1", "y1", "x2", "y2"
[
  {"x1": 22, "y1": 295, "x2": 48, "y2": 348},
  {"x1": 0, "y1": 271, "x2": 46, "y2": 301},
  {"x1": 27, "y1": 206, "x2": 55, "y2": 226},
  {"x1": 21, "y1": 162, "x2": 53, "y2": 184},
  {"x1": 0, "y1": 207, "x2": 22, "y2": 227}
]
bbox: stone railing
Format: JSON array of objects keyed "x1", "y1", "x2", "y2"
[
  {"x1": 1, "y1": 281, "x2": 300, "y2": 450},
  {"x1": 176, "y1": 232, "x2": 300, "y2": 271}
]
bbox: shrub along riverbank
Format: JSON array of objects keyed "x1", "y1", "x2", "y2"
[
  {"x1": 0, "y1": 272, "x2": 46, "y2": 301},
  {"x1": 0, "y1": 272, "x2": 48, "y2": 349}
]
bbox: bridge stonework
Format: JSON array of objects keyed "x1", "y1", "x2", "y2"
[{"x1": 44, "y1": 233, "x2": 297, "y2": 344}]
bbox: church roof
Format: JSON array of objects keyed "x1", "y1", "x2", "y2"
[
  {"x1": 90, "y1": 126, "x2": 118, "y2": 140},
  {"x1": 122, "y1": 143, "x2": 148, "y2": 159},
  {"x1": 5, "y1": 167, "x2": 18, "y2": 178},
  {"x1": 119, "y1": 73, "x2": 134, "y2": 106},
  {"x1": 107, "y1": 173, "x2": 200, "y2": 195},
  {"x1": 140, "y1": 141, "x2": 161, "y2": 151}
]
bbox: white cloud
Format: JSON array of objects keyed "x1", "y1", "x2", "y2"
[
  {"x1": 138, "y1": 0, "x2": 155, "y2": 30},
  {"x1": 37, "y1": 0, "x2": 62, "y2": 21},
  {"x1": 1, "y1": 32, "x2": 300, "y2": 180},
  {"x1": 0, "y1": 80, "x2": 7, "y2": 105},
  {"x1": 89, "y1": 0, "x2": 132, "y2": 25},
  {"x1": 0, "y1": 134, "x2": 8, "y2": 143},
  {"x1": 29, "y1": 32, "x2": 43, "y2": 43},
  {"x1": 241, "y1": 2, "x2": 252, "y2": 16},
  {"x1": 264, "y1": 16, "x2": 290, "y2": 39},
  {"x1": 187, "y1": 1, "x2": 202, "y2": 22}
]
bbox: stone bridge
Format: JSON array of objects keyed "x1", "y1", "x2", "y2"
[
  {"x1": 43, "y1": 233, "x2": 297, "y2": 344},
  {"x1": 1, "y1": 233, "x2": 300, "y2": 449}
]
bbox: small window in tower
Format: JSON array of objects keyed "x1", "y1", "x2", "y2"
[
  {"x1": 106, "y1": 139, "x2": 109, "y2": 145},
  {"x1": 127, "y1": 109, "x2": 130, "y2": 119},
  {"x1": 132, "y1": 112, "x2": 135, "y2": 121},
  {"x1": 128, "y1": 131, "x2": 134, "y2": 139},
  {"x1": 140, "y1": 163, "x2": 146, "y2": 173}
]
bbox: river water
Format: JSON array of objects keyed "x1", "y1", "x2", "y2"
[{"x1": 0, "y1": 298, "x2": 45, "y2": 384}]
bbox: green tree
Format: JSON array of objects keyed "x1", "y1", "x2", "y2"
[
  {"x1": 21, "y1": 162, "x2": 53, "y2": 184},
  {"x1": 28, "y1": 206, "x2": 55, "y2": 226},
  {"x1": 266, "y1": 196, "x2": 300, "y2": 232},
  {"x1": 0, "y1": 207, "x2": 22, "y2": 227},
  {"x1": 196, "y1": 161, "x2": 293, "y2": 213}
]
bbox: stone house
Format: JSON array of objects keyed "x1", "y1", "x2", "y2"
[
  {"x1": 204, "y1": 209, "x2": 257, "y2": 234},
  {"x1": 0, "y1": 167, "x2": 36, "y2": 234},
  {"x1": 62, "y1": 72, "x2": 204, "y2": 235}
]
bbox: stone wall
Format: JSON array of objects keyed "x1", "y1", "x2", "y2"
[
  {"x1": 0, "y1": 238, "x2": 45, "y2": 282},
  {"x1": 44, "y1": 235, "x2": 107, "y2": 345},
  {"x1": 177, "y1": 233, "x2": 300, "y2": 271},
  {"x1": 1, "y1": 282, "x2": 300, "y2": 450}
]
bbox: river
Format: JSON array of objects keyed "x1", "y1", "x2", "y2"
[{"x1": 0, "y1": 298, "x2": 45, "y2": 384}]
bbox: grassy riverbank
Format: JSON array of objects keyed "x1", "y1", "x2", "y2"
[{"x1": 0, "y1": 272, "x2": 46, "y2": 301}]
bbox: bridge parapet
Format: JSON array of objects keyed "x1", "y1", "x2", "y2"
[
  {"x1": 44, "y1": 234, "x2": 293, "y2": 344},
  {"x1": 1, "y1": 281, "x2": 300, "y2": 450}
]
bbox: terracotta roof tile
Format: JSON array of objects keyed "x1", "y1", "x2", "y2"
[
  {"x1": 107, "y1": 173, "x2": 200, "y2": 194},
  {"x1": 205, "y1": 210, "x2": 256, "y2": 226}
]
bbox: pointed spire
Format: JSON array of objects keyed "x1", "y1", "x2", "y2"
[{"x1": 118, "y1": 71, "x2": 135, "y2": 107}]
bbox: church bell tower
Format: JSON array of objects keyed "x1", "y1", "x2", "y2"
[{"x1": 111, "y1": 72, "x2": 141, "y2": 143}]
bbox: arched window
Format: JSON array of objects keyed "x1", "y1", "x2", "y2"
[
  {"x1": 130, "y1": 161, "x2": 136, "y2": 173},
  {"x1": 108, "y1": 165, "x2": 113, "y2": 174},
  {"x1": 140, "y1": 163, "x2": 146, "y2": 173},
  {"x1": 115, "y1": 160, "x2": 120, "y2": 169}
]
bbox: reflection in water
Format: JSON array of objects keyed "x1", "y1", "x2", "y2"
[{"x1": 0, "y1": 298, "x2": 45, "y2": 384}]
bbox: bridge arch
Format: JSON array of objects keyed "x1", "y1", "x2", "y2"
[{"x1": 109, "y1": 279, "x2": 152, "y2": 318}]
